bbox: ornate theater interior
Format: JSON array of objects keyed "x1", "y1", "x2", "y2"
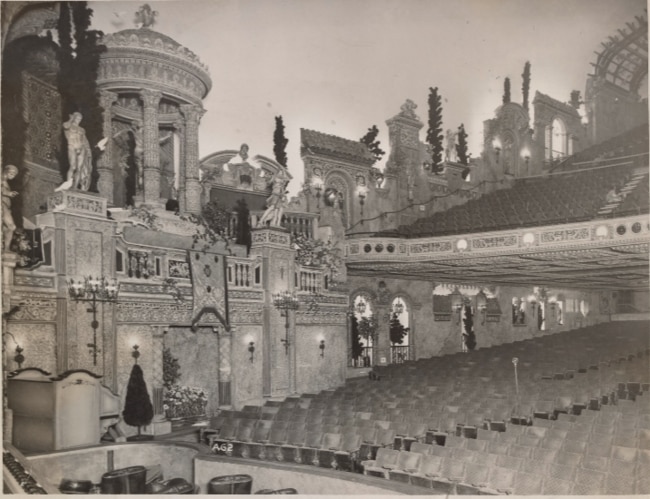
[{"x1": 1, "y1": 1, "x2": 649, "y2": 495}]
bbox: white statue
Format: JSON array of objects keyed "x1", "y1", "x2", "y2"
[
  {"x1": 445, "y1": 129, "x2": 458, "y2": 162},
  {"x1": 2, "y1": 164, "x2": 18, "y2": 251},
  {"x1": 257, "y1": 169, "x2": 290, "y2": 227},
  {"x1": 57, "y1": 112, "x2": 92, "y2": 192}
]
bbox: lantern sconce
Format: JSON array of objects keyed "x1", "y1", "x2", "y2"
[
  {"x1": 14, "y1": 345, "x2": 25, "y2": 369},
  {"x1": 527, "y1": 295, "x2": 537, "y2": 317},
  {"x1": 357, "y1": 185, "x2": 368, "y2": 219},
  {"x1": 355, "y1": 299, "x2": 367, "y2": 316},
  {"x1": 131, "y1": 344, "x2": 140, "y2": 363},
  {"x1": 248, "y1": 341, "x2": 255, "y2": 363},
  {"x1": 492, "y1": 137, "x2": 502, "y2": 163},
  {"x1": 521, "y1": 147, "x2": 531, "y2": 169},
  {"x1": 319, "y1": 339, "x2": 325, "y2": 358}
]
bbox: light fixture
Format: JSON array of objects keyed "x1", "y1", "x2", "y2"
[
  {"x1": 248, "y1": 341, "x2": 255, "y2": 363},
  {"x1": 14, "y1": 345, "x2": 25, "y2": 369},
  {"x1": 273, "y1": 290, "x2": 300, "y2": 355},
  {"x1": 450, "y1": 288, "x2": 463, "y2": 325},
  {"x1": 492, "y1": 137, "x2": 502, "y2": 163},
  {"x1": 527, "y1": 294, "x2": 537, "y2": 317},
  {"x1": 595, "y1": 225, "x2": 608, "y2": 239},
  {"x1": 521, "y1": 147, "x2": 531, "y2": 169},
  {"x1": 393, "y1": 301, "x2": 404, "y2": 316},
  {"x1": 357, "y1": 186, "x2": 368, "y2": 219},
  {"x1": 456, "y1": 239, "x2": 468, "y2": 251},
  {"x1": 131, "y1": 344, "x2": 140, "y2": 363},
  {"x1": 476, "y1": 290, "x2": 487, "y2": 325},
  {"x1": 312, "y1": 178, "x2": 323, "y2": 208},
  {"x1": 374, "y1": 172, "x2": 385, "y2": 189},
  {"x1": 522, "y1": 232, "x2": 535, "y2": 245},
  {"x1": 355, "y1": 299, "x2": 367, "y2": 316},
  {"x1": 319, "y1": 339, "x2": 325, "y2": 357},
  {"x1": 68, "y1": 276, "x2": 120, "y2": 366}
]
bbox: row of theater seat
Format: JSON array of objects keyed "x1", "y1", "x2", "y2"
[{"x1": 205, "y1": 321, "x2": 649, "y2": 493}]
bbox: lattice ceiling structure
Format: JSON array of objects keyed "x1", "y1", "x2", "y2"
[{"x1": 592, "y1": 14, "x2": 648, "y2": 94}]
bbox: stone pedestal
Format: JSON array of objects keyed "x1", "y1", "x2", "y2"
[{"x1": 250, "y1": 227, "x2": 296, "y2": 397}]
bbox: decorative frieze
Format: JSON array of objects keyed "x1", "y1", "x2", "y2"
[
  {"x1": 472, "y1": 235, "x2": 518, "y2": 250},
  {"x1": 117, "y1": 301, "x2": 192, "y2": 323},
  {"x1": 296, "y1": 308, "x2": 347, "y2": 325},
  {"x1": 229, "y1": 303, "x2": 263, "y2": 324},
  {"x1": 13, "y1": 274, "x2": 55, "y2": 288},
  {"x1": 540, "y1": 227, "x2": 591, "y2": 244},
  {"x1": 48, "y1": 191, "x2": 107, "y2": 217},
  {"x1": 168, "y1": 259, "x2": 190, "y2": 278},
  {"x1": 410, "y1": 241, "x2": 453, "y2": 254},
  {"x1": 7, "y1": 296, "x2": 57, "y2": 321}
]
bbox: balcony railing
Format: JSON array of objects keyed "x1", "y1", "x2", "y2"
[
  {"x1": 295, "y1": 266, "x2": 325, "y2": 294},
  {"x1": 227, "y1": 257, "x2": 261, "y2": 289}
]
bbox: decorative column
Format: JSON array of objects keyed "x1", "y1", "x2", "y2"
[
  {"x1": 140, "y1": 89, "x2": 163, "y2": 205},
  {"x1": 218, "y1": 325, "x2": 233, "y2": 408},
  {"x1": 173, "y1": 116, "x2": 186, "y2": 212},
  {"x1": 179, "y1": 103, "x2": 204, "y2": 214},
  {"x1": 97, "y1": 90, "x2": 118, "y2": 203}
]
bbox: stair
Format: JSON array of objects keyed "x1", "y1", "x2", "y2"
[{"x1": 597, "y1": 167, "x2": 648, "y2": 216}]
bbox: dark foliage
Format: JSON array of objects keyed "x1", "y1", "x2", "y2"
[
  {"x1": 570, "y1": 90, "x2": 582, "y2": 109},
  {"x1": 503, "y1": 77, "x2": 511, "y2": 104},
  {"x1": 360, "y1": 125, "x2": 385, "y2": 163},
  {"x1": 463, "y1": 305, "x2": 477, "y2": 351},
  {"x1": 162, "y1": 347, "x2": 181, "y2": 390},
  {"x1": 456, "y1": 123, "x2": 469, "y2": 166},
  {"x1": 57, "y1": 2, "x2": 106, "y2": 190},
  {"x1": 122, "y1": 364, "x2": 154, "y2": 432},
  {"x1": 235, "y1": 198, "x2": 251, "y2": 252},
  {"x1": 389, "y1": 313, "x2": 409, "y2": 345},
  {"x1": 350, "y1": 314, "x2": 364, "y2": 360},
  {"x1": 273, "y1": 116, "x2": 289, "y2": 168},
  {"x1": 426, "y1": 87, "x2": 444, "y2": 173},
  {"x1": 522, "y1": 61, "x2": 531, "y2": 111}
]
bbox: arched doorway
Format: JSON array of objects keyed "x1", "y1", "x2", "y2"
[
  {"x1": 389, "y1": 297, "x2": 411, "y2": 364},
  {"x1": 350, "y1": 294, "x2": 375, "y2": 367}
]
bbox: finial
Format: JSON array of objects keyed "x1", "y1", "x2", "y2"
[{"x1": 134, "y1": 4, "x2": 158, "y2": 29}]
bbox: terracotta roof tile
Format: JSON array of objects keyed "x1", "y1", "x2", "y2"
[{"x1": 301, "y1": 128, "x2": 375, "y2": 165}]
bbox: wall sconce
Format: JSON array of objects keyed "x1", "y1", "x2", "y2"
[
  {"x1": 273, "y1": 290, "x2": 300, "y2": 355},
  {"x1": 527, "y1": 295, "x2": 537, "y2": 317},
  {"x1": 548, "y1": 296, "x2": 557, "y2": 309},
  {"x1": 374, "y1": 172, "x2": 385, "y2": 189},
  {"x1": 450, "y1": 288, "x2": 463, "y2": 325},
  {"x1": 319, "y1": 339, "x2": 325, "y2": 358},
  {"x1": 357, "y1": 185, "x2": 368, "y2": 219},
  {"x1": 476, "y1": 290, "x2": 487, "y2": 325},
  {"x1": 311, "y1": 178, "x2": 323, "y2": 208},
  {"x1": 248, "y1": 341, "x2": 255, "y2": 363},
  {"x1": 131, "y1": 344, "x2": 140, "y2": 363},
  {"x1": 492, "y1": 137, "x2": 502, "y2": 163},
  {"x1": 14, "y1": 345, "x2": 25, "y2": 369},
  {"x1": 521, "y1": 147, "x2": 531, "y2": 169},
  {"x1": 355, "y1": 298, "x2": 367, "y2": 316}
]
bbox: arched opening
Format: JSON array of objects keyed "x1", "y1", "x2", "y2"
[
  {"x1": 389, "y1": 297, "x2": 410, "y2": 364},
  {"x1": 350, "y1": 294, "x2": 375, "y2": 367},
  {"x1": 551, "y1": 118, "x2": 568, "y2": 159}
]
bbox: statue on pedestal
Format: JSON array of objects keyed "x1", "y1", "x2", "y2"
[
  {"x1": 56, "y1": 112, "x2": 92, "y2": 192},
  {"x1": 257, "y1": 168, "x2": 290, "y2": 228},
  {"x1": 2, "y1": 164, "x2": 18, "y2": 252}
]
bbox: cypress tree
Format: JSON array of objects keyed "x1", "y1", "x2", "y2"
[
  {"x1": 360, "y1": 125, "x2": 385, "y2": 163},
  {"x1": 122, "y1": 364, "x2": 154, "y2": 435},
  {"x1": 522, "y1": 61, "x2": 531, "y2": 111},
  {"x1": 463, "y1": 305, "x2": 477, "y2": 351},
  {"x1": 503, "y1": 77, "x2": 511, "y2": 104},
  {"x1": 273, "y1": 116, "x2": 289, "y2": 168},
  {"x1": 456, "y1": 123, "x2": 469, "y2": 166},
  {"x1": 389, "y1": 313, "x2": 409, "y2": 345},
  {"x1": 426, "y1": 87, "x2": 444, "y2": 173},
  {"x1": 351, "y1": 314, "x2": 364, "y2": 361}
]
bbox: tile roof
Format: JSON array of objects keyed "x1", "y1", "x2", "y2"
[{"x1": 301, "y1": 128, "x2": 376, "y2": 165}]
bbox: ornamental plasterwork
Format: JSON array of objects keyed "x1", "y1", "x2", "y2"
[
  {"x1": 252, "y1": 230, "x2": 290, "y2": 247},
  {"x1": 117, "y1": 301, "x2": 192, "y2": 323},
  {"x1": 296, "y1": 309, "x2": 347, "y2": 325},
  {"x1": 540, "y1": 227, "x2": 591, "y2": 244},
  {"x1": 229, "y1": 290, "x2": 264, "y2": 301},
  {"x1": 48, "y1": 191, "x2": 106, "y2": 216},
  {"x1": 7, "y1": 297, "x2": 57, "y2": 322},
  {"x1": 306, "y1": 157, "x2": 373, "y2": 178},
  {"x1": 410, "y1": 241, "x2": 453, "y2": 254},
  {"x1": 169, "y1": 259, "x2": 190, "y2": 278},
  {"x1": 472, "y1": 235, "x2": 518, "y2": 250},
  {"x1": 229, "y1": 303, "x2": 263, "y2": 324},
  {"x1": 13, "y1": 274, "x2": 55, "y2": 288}
]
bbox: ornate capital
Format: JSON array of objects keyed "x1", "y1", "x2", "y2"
[
  {"x1": 179, "y1": 103, "x2": 205, "y2": 125},
  {"x1": 99, "y1": 89, "x2": 118, "y2": 108},
  {"x1": 140, "y1": 89, "x2": 162, "y2": 109}
]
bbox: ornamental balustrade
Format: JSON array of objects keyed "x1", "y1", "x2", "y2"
[
  {"x1": 296, "y1": 266, "x2": 325, "y2": 294},
  {"x1": 227, "y1": 257, "x2": 261, "y2": 289}
]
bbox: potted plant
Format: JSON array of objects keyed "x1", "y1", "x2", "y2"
[{"x1": 122, "y1": 363, "x2": 154, "y2": 441}]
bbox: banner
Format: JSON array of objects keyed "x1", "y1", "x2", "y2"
[{"x1": 188, "y1": 250, "x2": 229, "y2": 331}]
